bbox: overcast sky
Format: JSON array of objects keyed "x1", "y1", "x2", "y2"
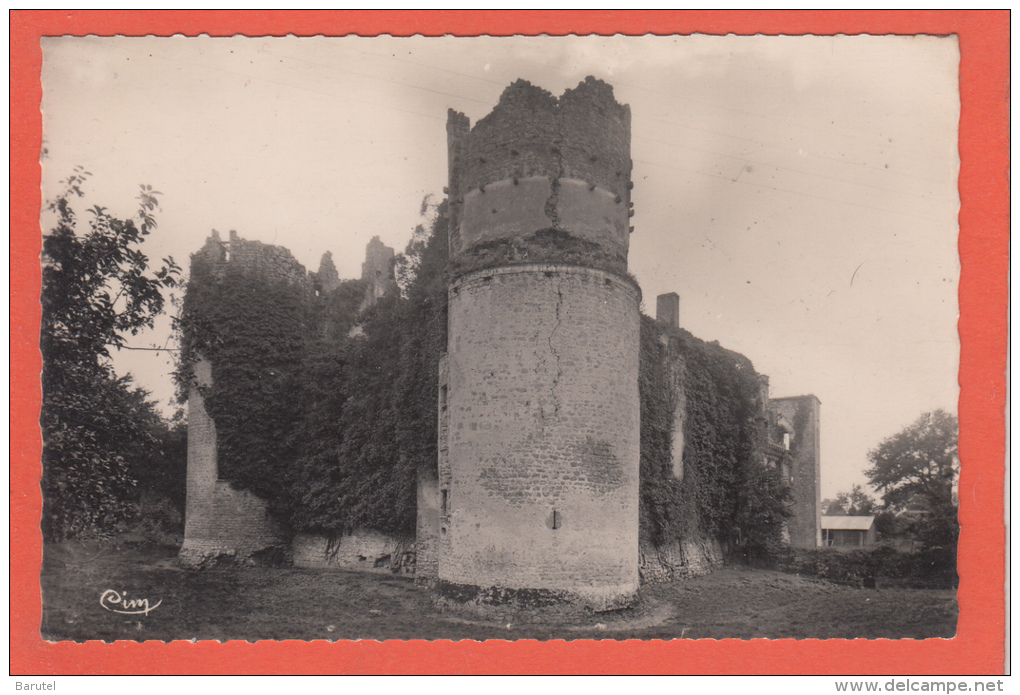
[{"x1": 40, "y1": 35, "x2": 960, "y2": 498}]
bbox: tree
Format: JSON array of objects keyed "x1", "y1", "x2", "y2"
[
  {"x1": 41, "y1": 168, "x2": 180, "y2": 540},
  {"x1": 821, "y1": 498, "x2": 847, "y2": 516},
  {"x1": 865, "y1": 410, "x2": 959, "y2": 553},
  {"x1": 831, "y1": 484, "x2": 877, "y2": 516}
]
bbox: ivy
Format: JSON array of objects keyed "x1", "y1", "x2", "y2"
[
  {"x1": 639, "y1": 316, "x2": 791, "y2": 558},
  {"x1": 179, "y1": 200, "x2": 785, "y2": 555},
  {"x1": 451, "y1": 228, "x2": 633, "y2": 283},
  {"x1": 178, "y1": 257, "x2": 310, "y2": 506},
  {"x1": 177, "y1": 205, "x2": 449, "y2": 538}
]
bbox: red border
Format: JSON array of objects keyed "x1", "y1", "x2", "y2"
[{"x1": 11, "y1": 11, "x2": 1007, "y2": 675}]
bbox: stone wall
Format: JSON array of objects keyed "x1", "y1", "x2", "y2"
[
  {"x1": 769, "y1": 395, "x2": 822, "y2": 549},
  {"x1": 639, "y1": 537, "x2": 723, "y2": 583},
  {"x1": 179, "y1": 232, "x2": 311, "y2": 565},
  {"x1": 361, "y1": 235, "x2": 397, "y2": 307},
  {"x1": 423, "y1": 353, "x2": 450, "y2": 584},
  {"x1": 179, "y1": 357, "x2": 285, "y2": 565},
  {"x1": 415, "y1": 466, "x2": 440, "y2": 583},
  {"x1": 440, "y1": 264, "x2": 641, "y2": 609},
  {"x1": 181, "y1": 231, "x2": 409, "y2": 570},
  {"x1": 292, "y1": 530, "x2": 415, "y2": 574},
  {"x1": 447, "y1": 77, "x2": 632, "y2": 264}
]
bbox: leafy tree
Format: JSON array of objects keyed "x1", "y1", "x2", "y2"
[
  {"x1": 41, "y1": 168, "x2": 180, "y2": 540},
  {"x1": 828, "y1": 484, "x2": 877, "y2": 516},
  {"x1": 866, "y1": 410, "x2": 959, "y2": 553},
  {"x1": 821, "y1": 498, "x2": 846, "y2": 516}
]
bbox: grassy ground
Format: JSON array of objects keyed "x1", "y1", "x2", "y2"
[{"x1": 40, "y1": 541, "x2": 958, "y2": 641}]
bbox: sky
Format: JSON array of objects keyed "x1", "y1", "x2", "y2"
[{"x1": 40, "y1": 35, "x2": 961, "y2": 499}]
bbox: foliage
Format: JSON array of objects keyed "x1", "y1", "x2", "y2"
[
  {"x1": 825, "y1": 484, "x2": 877, "y2": 516},
  {"x1": 450, "y1": 228, "x2": 630, "y2": 281},
  {"x1": 178, "y1": 256, "x2": 310, "y2": 505},
  {"x1": 129, "y1": 411, "x2": 188, "y2": 517},
  {"x1": 639, "y1": 316, "x2": 791, "y2": 559},
  {"x1": 42, "y1": 168, "x2": 180, "y2": 370},
  {"x1": 178, "y1": 202, "x2": 450, "y2": 537},
  {"x1": 866, "y1": 410, "x2": 959, "y2": 554},
  {"x1": 785, "y1": 546, "x2": 957, "y2": 589},
  {"x1": 179, "y1": 198, "x2": 790, "y2": 551},
  {"x1": 391, "y1": 204, "x2": 450, "y2": 481},
  {"x1": 41, "y1": 169, "x2": 181, "y2": 540}
]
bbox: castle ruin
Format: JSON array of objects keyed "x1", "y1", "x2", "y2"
[{"x1": 178, "y1": 77, "x2": 821, "y2": 608}]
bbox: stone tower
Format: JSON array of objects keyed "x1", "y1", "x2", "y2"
[
  {"x1": 769, "y1": 395, "x2": 823, "y2": 549},
  {"x1": 434, "y1": 77, "x2": 641, "y2": 610}
]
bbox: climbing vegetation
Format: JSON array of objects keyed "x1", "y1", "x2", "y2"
[
  {"x1": 180, "y1": 200, "x2": 786, "y2": 554},
  {"x1": 177, "y1": 202, "x2": 449, "y2": 537},
  {"x1": 639, "y1": 315, "x2": 791, "y2": 559}
]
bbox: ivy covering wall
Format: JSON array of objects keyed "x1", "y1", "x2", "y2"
[
  {"x1": 639, "y1": 315, "x2": 791, "y2": 559},
  {"x1": 177, "y1": 206, "x2": 449, "y2": 538},
  {"x1": 179, "y1": 201, "x2": 787, "y2": 557}
]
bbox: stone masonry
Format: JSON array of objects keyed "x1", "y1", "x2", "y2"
[
  {"x1": 178, "y1": 355, "x2": 285, "y2": 565},
  {"x1": 361, "y1": 235, "x2": 397, "y2": 308},
  {"x1": 179, "y1": 230, "x2": 399, "y2": 566},
  {"x1": 181, "y1": 76, "x2": 823, "y2": 588},
  {"x1": 433, "y1": 78, "x2": 641, "y2": 611},
  {"x1": 769, "y1": 395, "x2": 823, "y2": 549},
  {"x1": 178, "y1": 230, "x2": 312, "y2": 565}
]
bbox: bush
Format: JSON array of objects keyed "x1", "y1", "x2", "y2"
[{"x1": 785, "y1": 546, "x2": 957, "y2": 589}]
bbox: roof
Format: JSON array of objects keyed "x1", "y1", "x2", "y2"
[{"x1": 821, "y1": 516, "x2": 876, "y2": 531}]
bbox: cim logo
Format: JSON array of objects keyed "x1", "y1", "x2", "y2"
[{"x1": 99, "y1": 589, "x2": 162, "y2": 616}]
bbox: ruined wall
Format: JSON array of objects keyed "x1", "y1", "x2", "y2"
[
  {"x1": 769, "y1": 395, "x2": 822, "y2": 549},
  {"x1": 447, "y1": 78, "x2": 632, "y2": 266},
  {"x1": 316, "y1": 251, "x2": 341, "y2": 294},
  {"x1": 361, "y1": 235, "x2": 397, "y2": 306},
  {"x1": 416, "y1": 354, "x2": 449, "y2": 584},
  {"x1": 179, "y1": 357, "x2": 285, "y2": 565},
  {"x1": 292, "y1": 530, "x2": 415, "y2": 574},
  {"x1": 637, "y1": 305, "x2": 724, "y2": 582},
  {"x1": 181, "y1": 230, "x2": 411, "y2": 568}
]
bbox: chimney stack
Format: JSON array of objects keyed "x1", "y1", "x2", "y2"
[{"x1": 656, "y1": 292, "x2": 680, "y2": 329}]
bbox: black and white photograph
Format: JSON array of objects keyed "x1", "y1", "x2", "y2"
[{"x1": 38, "y1": 33, "x2": 961, "y2": 642}]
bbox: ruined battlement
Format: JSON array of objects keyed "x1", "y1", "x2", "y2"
[
  {"x1": 768, "y1": 395, "x2": 823, "y2": 549},
  {"x1": 361, "y1": 235, "x2": 398, "y2": 306},
  {"x1": 180, "y1": 231, "x2": 397, "y2": 566},
  {"x1": 193, "y1": 230, "x2": 313, "y2": 291},
  {"x1": 447, "y1": 77, "x2": 633, "y2": 268}
]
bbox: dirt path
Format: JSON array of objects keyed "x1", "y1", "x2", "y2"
[{"x1": 40, "y1": 542, "x2": 957, "y2": 642}]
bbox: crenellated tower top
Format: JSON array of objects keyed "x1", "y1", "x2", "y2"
[{"x1": 446, "y1": 77, "x2": 633, "y2": 277}]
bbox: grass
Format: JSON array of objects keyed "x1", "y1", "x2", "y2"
[{"x1": 41, "y1": 541, "x2": 958, "y2": 642}]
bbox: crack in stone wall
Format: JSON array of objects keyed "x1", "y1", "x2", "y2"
[{"x1": 547, "y1": 277, "x2": 564, "y2": 419}]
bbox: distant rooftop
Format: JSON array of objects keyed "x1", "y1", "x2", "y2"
[{"x1": 821, "y1": 516, "x2": 876, "y2": 531}]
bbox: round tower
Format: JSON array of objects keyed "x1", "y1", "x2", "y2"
[{"x1": 437, "y1": 78, "x2": 641, "y2": 610}]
